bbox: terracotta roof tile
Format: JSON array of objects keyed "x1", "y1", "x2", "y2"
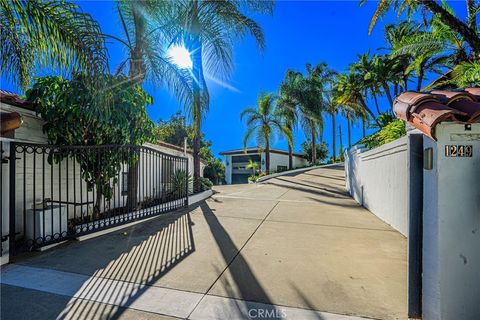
[
  {"x1": 0, "y1": 111, "x2": 22, "y2": 134},
  {"x1": 0, "y1": 89, "x2": 35, "y2": 110},
  {"x1": 393, "y1": 88, "x2": 480, "y2": 140}
]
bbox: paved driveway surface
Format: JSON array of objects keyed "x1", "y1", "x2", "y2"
[{"x1": 1, "y1": 165, "x2": 407, "y2": 320}]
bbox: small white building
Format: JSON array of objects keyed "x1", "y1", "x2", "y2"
[{"x1": 220, "y1": 147, "x2": 308, "y2": 184}]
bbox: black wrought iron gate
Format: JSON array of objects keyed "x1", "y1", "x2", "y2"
[{"x1": 1, "y1": 141, "x2": 189, "y2": 257}]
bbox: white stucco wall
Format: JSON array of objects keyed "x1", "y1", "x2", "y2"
[
  {"x1": 345, "y1": 136, "x2": 409, "y2": 236},
  {"x1": 224, "y1": 155, "x2": 233, "y2": 185},
  {"x1": 1, "y1": 102, "x2": 48, "y2": 143}
]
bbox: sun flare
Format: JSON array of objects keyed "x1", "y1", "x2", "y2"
[{"x1": 167, "y1": 45, "x2": 192, "y2": 69}]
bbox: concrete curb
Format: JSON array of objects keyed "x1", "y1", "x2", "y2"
[
  {"x1": 256, "y1": 162, "x2": 344, "y2": 183},
  {"x1": 188, "y1": 189, "x2": 213, "y2": 206},
  {"x1": 76, "y1": 190, "x2": 213, "y2": 242}
]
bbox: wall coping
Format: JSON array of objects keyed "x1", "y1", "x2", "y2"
[{"x1": 256, "y1": 163, "x2": 344, "y2": 183}]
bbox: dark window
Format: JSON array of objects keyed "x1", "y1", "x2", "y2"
[
  {"x1": 232, "y1": 154, "x2": 261, "y2": 163},
  {"x1": 277, "y1": 165, "x2": 288, "y2": 172}
]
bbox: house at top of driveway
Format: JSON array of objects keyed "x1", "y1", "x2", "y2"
[{"x1": 219, "y1": 147, "x2": 308, "y2": 184}]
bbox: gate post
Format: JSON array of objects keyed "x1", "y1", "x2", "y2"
[
  {"x1": 8, "y1": 141, "x2": 16, "y2": 258},
  {"x1": 1, "y1": 141, "x2": 11, "y2": 265}
]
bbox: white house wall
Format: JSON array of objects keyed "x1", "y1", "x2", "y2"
[{"x1": 0, "y1": 102, "x2": 48, "y2": 143}]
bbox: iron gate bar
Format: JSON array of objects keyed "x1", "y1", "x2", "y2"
[
  {"x1": 9, "y1": 142, "x2": 16, "y2": 255},
  {"x1": 8, "y1": 142, "x2": 189, "y2": 254}
]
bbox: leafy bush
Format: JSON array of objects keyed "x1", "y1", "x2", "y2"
[
  {"x1": 370, "y1": 112, "x2": 396, "y2": 129},
  {"x1": 200, "y1": 177, "x2": 213, "y2": 191},
  {"x1": 203, "y1": 158, "x2": 225, "y2": 185},
  {"x1": 171, "y1": 169, "x2": 192, "y2": 196},
  {"x1": 248, "y1": 171, "x2": 266, "y2": 182},
  {"x1": 359, "y1": 119, "x2": 406, "y2": 149}
]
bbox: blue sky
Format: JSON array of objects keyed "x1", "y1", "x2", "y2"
[{"x1": 1, "y1": 1, "x2": 467, "y2": 158}]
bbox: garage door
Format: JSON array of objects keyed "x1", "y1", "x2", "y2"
[{"x1": 232, "y1": 173, "x2": 250, "y2": 184}]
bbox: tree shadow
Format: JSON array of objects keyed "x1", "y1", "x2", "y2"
[
  {"x1": 199, "y1": 202, "x2": 281, "y2": 318},
  {"x1": 301, "y1": 173, "x2": 345, "y2": 182},
  {"x1": 264, "y1": 179, "x2": 350, "y2": 200}
]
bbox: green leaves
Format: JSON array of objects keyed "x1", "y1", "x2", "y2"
[
  {"x1": 359, "y1": 119, "x2": 406, "y2": 149},
  {"x1": 25, "y1": 73, "x2": 154, "y2": 201}
]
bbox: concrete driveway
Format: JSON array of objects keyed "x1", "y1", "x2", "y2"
[{"x1": 1, "y1": 165, "x2": 407, "y2": 320}]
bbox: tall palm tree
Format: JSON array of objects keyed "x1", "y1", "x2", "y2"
[
  {"x1": 325, "y1": 90, "x2": 341, "y2": 162},
  {"x1": 114, "y1": 1, "x2": 192, "y2": 209},
  {"x1": 0, "y1": 0, "x2": 107, "y2": 89},
  {"x1": 177, "y1": 0, "x2": 274, "y2": 191},
  {"x1": 285, "y1": 63, "x2": 335, "y2": 164},
  {"x1": 241, "y1": 92, "x2": 292, "y2": 174},
  {"x1": 278, "y1": 70, "x2": 300, "y2": 169}
]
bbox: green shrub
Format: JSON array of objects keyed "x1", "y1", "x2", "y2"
[
  {"x1": 359, "y1": 119, "x2": 406, "y2": 149},
  {"x1": 200, "y1": 177, "x2": 213, "y2": 191}
]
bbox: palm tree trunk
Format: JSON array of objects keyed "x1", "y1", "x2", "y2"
[
  {"x1": 331, "y1": 112, "x2": 336, "y2": 161},
  {"x1": 311, "y1": 128, "x2": 317, "y2": 165},
  {"x1": 126, "y1": 5, "x2": 145, "y2": 211},
  {"x1": 338, "y1": 125, "x2": 343, "y2": 159},
  {"x1": 360, "y1": 98, "x2": 380, "y2": 126},
  {"x1": 287, "y1": 123, "x2": 293, "y2": 170},
  {"x1": 381, "y1": 83, "x2": 393, "y2": 108},
  {"x1": 347, "y1": 118, "x2": 352, "y2": 148},
  {"x1": 417, "y1": 71, "x2": 424, "y2": 91},
  {"x1": 288, "y1": 143, "x2": 293, "y2": 170},
  {"x1": 372, "y1": 92, "x2": 381, "y2": 115},
  {"x1": 265, "y1": 138, "x2": 270, "y2": 174},
  {"x1": 191, "y1": 4, "x2": 203, "y2": 193}
]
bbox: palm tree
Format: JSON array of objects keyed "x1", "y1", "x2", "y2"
[
  {"x1": 283, "y1": 63, "x2": 335, "y2": 164},
  {"x1": 246, "y1": 160, "x2": 259, "y2": 177},
  {"x1": 389, "y1": 26, "x2": 450, "y2": 90},
  {"x1": 114, "y1": 2, "x2": 191, "y2": 101},
  {"x1": 352, "y1": 52, "x2": 383, "y2": 114},
  {"x1": 0, "y1": 0, "x2": 107, "y2": 89},
  {"x1": 278, "y1": 70, "x2": 300, "y2": 169},
  {"x1": 177, "y1": 0, "x2": 274, "y2": 191},
  {"x1": 362, "y1": 0, "x2": 480, "y2": 58},
  {"x1": 325, "y1": 91, "x2": 340, "y2": 162},
  {"x1": 241, "y1": 92, "x2": 292, "y2": 174},
  {"x1": 114, "y1": 2, "x2": 192, "y2": 209},
  {"x1": 341, "y1": 104, "x2": 367, "y2": 148},
  {"x1": 335, "y1": 70, "x2": 381, "y2": 127}
]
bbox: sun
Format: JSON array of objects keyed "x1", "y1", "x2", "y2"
[{"x1": 167, "y1": 45, "x2": 192, "y2": 69}]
